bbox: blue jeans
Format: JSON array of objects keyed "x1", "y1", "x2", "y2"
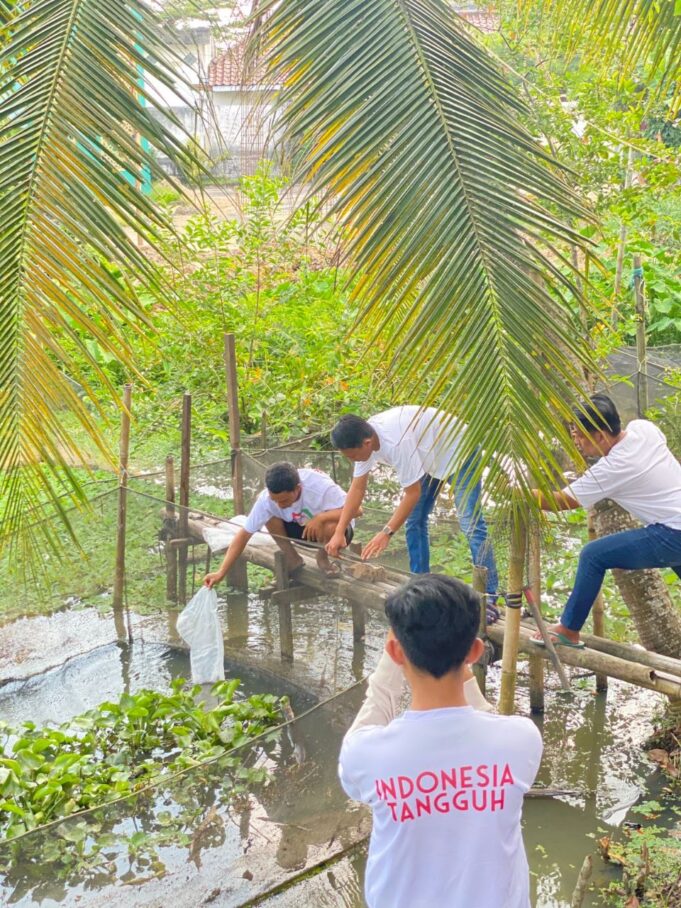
[
  {"x1": 562, "y1": 523, "x2": 681, "y2": 632},
  {"x1": 404, "y1": 465, "x2": 498, "y2": 596}
]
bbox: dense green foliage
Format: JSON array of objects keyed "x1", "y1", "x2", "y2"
[{"x1": 0, "y1": 677, "x2": 282, "y2": 839}]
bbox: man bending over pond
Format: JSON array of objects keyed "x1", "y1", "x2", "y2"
[
  {"x1": 204, "y1": 462, "x2": 357, "y2": 587},
  {"x1": 531, "y1": 393, "x2": 681, "y2": 649},
  {"x1": 326, "y1": 407, "x2": 499, "y2": 617}
]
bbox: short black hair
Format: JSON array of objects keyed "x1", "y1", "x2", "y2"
[
  {"x1": 330, "y1": 414, "x2": 374, "y2": 450},
  {"x1": 385, "y1": 574, "x2": 480, "y2": 679},
  {"x1": 573, "y1": 393, "x2": 621, "y2": 436},
  {"x1": 265, "y1": 462, "x2": 300, "y2": 494}
]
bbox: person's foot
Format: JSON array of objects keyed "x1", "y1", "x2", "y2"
[
  {"x1": 531, "y1": 624, "x2": 584, "y2": 648},
  {"x1": 316, "y1": 548, "x2": 341, "y2": 577},
  {"x1": 486, "y1": 596, "x2": 501, "y2": 625},
  {"x1": 287, "y1": 554, "x2": 305, "y2": 581}
]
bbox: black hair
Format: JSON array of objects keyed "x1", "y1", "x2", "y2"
[
  {"x1": 265, "y1": 462, "x2": 300, "y2": 494},
  {"x1": 573, "y1": 393, "x2": 621, "y2": 436},
  {"x1": 330, "y1": 414, "x2": 374, "y2": 450},
  {"x1": 385, "y1": 574, "x2": 480, "y2": 679}
]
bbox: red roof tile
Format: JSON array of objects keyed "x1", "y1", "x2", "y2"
[
  {"x1": 207, "y1": 38, "x2": 266, "y2": 88},
  {"x1": 457, "y1": 8, "x2": 500, "y2": 33}
]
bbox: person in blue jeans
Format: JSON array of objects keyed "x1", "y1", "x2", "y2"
[
  {"x1": 532, "y1": 393, "x2": 681, "y2": 649},
  {"x1": 325, "y1": 407, "x2": 499, "y2": 619}
]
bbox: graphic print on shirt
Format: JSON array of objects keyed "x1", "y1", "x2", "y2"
[
  {"x1": 291, "y1": 506, "x2": 313, "y2": 525},
  {"x1": 374, "y1": 761, "x2": 515, "y2": 822}
]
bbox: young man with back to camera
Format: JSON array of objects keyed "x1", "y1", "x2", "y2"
[
  {"x1": 339, "y1": 573, "x2": 542, "y2": 908},
  {"x1": 204, "y1": 461, "x2": 357, "y2": 586},
  {"x1": 531, "y1": 392, "x2": 681, "y2": 648}
]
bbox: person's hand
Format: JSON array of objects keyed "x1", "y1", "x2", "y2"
[
  {"x1": 325, "y1": 531, "x2": 347, "y2": 558},
  {"x1": 302, "y1": 515, "x2": 326, "y2": 542},
  {"x1": 361, "y1": 532, "x2": 390, "y2": 561},
  {"x1": 204, "y1": 571, "x2": 225, "y2": 589}
]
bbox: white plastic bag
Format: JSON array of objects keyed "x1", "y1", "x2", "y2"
[{"x1": 176, "y1": 586, "x2": 225, "y2": 684}]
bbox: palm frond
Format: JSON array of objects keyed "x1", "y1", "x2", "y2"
[
  {"x1": 255, "y1": 0, "x2": 599, "y2": 507},
  {"x1": 0, "y1": 0, "x2": 196, "y2": 554},
  {"x1": 517, "y1": 0, "x2": 681, "y2": 108}
]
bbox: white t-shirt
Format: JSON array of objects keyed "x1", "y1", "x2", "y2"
[
  {"x1": 352, "y1": 406, "x2": 464, "y2": 488},
  {"x1": 339, "y1": 655, "x2": 543, "y2": 908},
  {"x1": 565, "y1": 420, "x2": 681, "y2": 530},
  {"x1": 243, "y1": 468, "x2": 348, "y2": 534}
]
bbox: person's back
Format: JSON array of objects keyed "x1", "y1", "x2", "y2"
[
  {"x1": 341, "y1": 703, "x2": 541, "y2": 907},
  {"x1": 338, "y1": 574, "x2": 542, "y2": 908}
]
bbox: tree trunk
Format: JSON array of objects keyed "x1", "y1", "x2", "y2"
[{"x1": 593, "y1": 499, "x2": 681, "y2": 658}]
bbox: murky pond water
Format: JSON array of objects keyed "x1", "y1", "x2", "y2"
[{"x1": 0, "y1": 587, "x2": 675, "y2": 907}]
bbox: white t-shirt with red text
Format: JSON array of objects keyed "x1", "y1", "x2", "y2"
[
  {"x1": 339, "y1": 655, "x2": 542, "y2": 908},
  {"x1": 243, "y1": 468, "x2": 348, "y2": 534}
]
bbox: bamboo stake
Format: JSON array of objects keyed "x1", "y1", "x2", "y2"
[
  {"x1": 165, "y1": 455, "x2": 178, "y2": 603},
  {"x1": 113, "y1": 384, "x2": 132, "y2": 640},
  {"x1": 178, "y1": 393, "x2": 191, "y2": 605},
  {"x1": 224, "y1": 332, "x2": 248, "y2": 591},
  {"x1": 588, "y1": 511, "x2": 608, "y2": 691},
  {"x1": 274, "y1": 550, "x2": 294, "y2": 661},
  {"x1": 633, "y1": 254, "x2": 648, "y2": 417},
  {"x1": 499, "y1": 508, "x2": 528, "y2": 714},
  {"x1": 527, "y1": 520, "x2": 545, "y2": 713},
  {"x1": 472, "y1": 565, "x2": 488, "y2": 694},
  {"x1": 260, "y1": 411, "x2": 268, "y2": 450},
  {"x1": 570, "y1": 855, "x2": 592, "y2": 908}
]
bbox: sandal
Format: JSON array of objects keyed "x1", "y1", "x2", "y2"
[{"x1": 531, "y1": 632, "x2": 585, "y2": 650}]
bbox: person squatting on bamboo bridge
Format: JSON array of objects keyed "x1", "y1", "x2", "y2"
[
  {"x1": 339, "y1": 573, "x2": 542, "y2": 908},
  {"x1": 326, "y1": 406, "x2": 500, "y2": 620},
  {"x1": 203, "y1": 462, "x2": 358, "y2": 587},
  {"x1": 531, "y1": 393, "x2": 681, "y2": 649}
]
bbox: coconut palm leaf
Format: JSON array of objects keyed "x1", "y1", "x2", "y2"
[
  {"x1": 254, "y1": 0, "x2": 598, "y2": 504},
  {"x1": 0, "y1": 0, "x2": 195, "y2": 555},
  {"x1": 518, "y1": 0, "x2": 681, "y2": 107}
]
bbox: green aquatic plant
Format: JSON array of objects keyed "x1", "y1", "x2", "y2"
[{"x1": 0, "y1": 677, "x2": 284, "y2": 839}]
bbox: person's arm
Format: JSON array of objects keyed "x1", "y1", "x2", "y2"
[
  {"x1": 361, "y1": 480, "x2": 422, "y2": 560},
  {"x1": 347, "y1": 648, "x2": 405, "y2": 736},
  {"x1": 203, "y1": 527, "x2": 252, "y2": 587},
  {"x1": 326, "y1": 474, "x2": 369, "y2": 556},
  {"x1": 533, "y1": 489, "x2": 580, "y2": 511}
]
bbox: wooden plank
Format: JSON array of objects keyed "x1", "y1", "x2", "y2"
[
  {"x1": 271, "y1": 585, "x2": 319, "y2": 606},
  {"x1": 274, "y1": 551, "x2": 294, "y2": 661}
]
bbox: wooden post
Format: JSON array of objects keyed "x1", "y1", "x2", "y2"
[
  {"x1": 472, "y1": 565, "x2": 488, "y2": 694},
  {"x1": 113, "y1": 384, "x2": 132, "y2": 639},
  {"x1": 588, "y1": 511, "x2": 608, "y2": 692},
  {"x1": 528, "y1": 520, "x2": 545, "y2": 713},
  {"x1": 165, "y1": 455, "x2": 178, "y2": 603},
  {"x1": 178, "y1": 393, "x2": 191, "y2": 605},
  {"x1": 499, "y1": 507, "x2": 527, "y2": 715},
  {"x1": 260, "y1": 411, "x2": 268, "y2": 450},
  {"x1": 612, "y1": 145, "x2": 633, "y2": 329},
  {"x1": 274, "y1": 550, "x2": 294, "y2": 661},
  {"x1": 352, "y1": 601, "x2": 366, "y2": 642},
  {"x1": 633, "y1": 254, "x2": 648, "y2": 417},
  {"x1": 224, "y1": 333, "x2": 248, "y2": 591}
]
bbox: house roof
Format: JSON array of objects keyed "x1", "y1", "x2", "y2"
[
  {"x1": 207, "y1": 38, "x2": 266, "y2": 88},
  {"x1": 456, "y1": 8, "x2": 500, "y2": 33}
]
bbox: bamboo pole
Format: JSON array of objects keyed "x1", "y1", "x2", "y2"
[
  {"x1": 527, "y1": 521, "x2": 545, "y2": 713},
  {"x1": 165, "y1": 455, "x2": 178, "y2": 603},
  {"x1": 499, "y1": 508, "x2": 528, "y2": 714},
  {"x1": 633, "y1": 254, "x2": 648, "y2": 417},
  {"x1": 612, "y1": 146, "x2": 634, "y2": 329},
  {"x1": 113, "y1": 384, "x2": 132, "y2": 640},
  {"x1": 224, "y1": 332, "x2": 248, "y2": 591},
  {"x1": 178, "y1": 393, "x2": 191, "y2": 605},
  {"x1": 274, "y1": 550, "x2": 294, "y2": 661},
  {"x1": 472, "y1": 565, "x2": 488, "y2": 694},
  {"x1": 261, "y1": 411, "x2": 268, "y2": 450},
  {"x1": 588, "y1": 511, "x2": 608, "y2": 692},
  {"x1": 570, "y1": 855, "x2": 593, "y2": 908}
]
